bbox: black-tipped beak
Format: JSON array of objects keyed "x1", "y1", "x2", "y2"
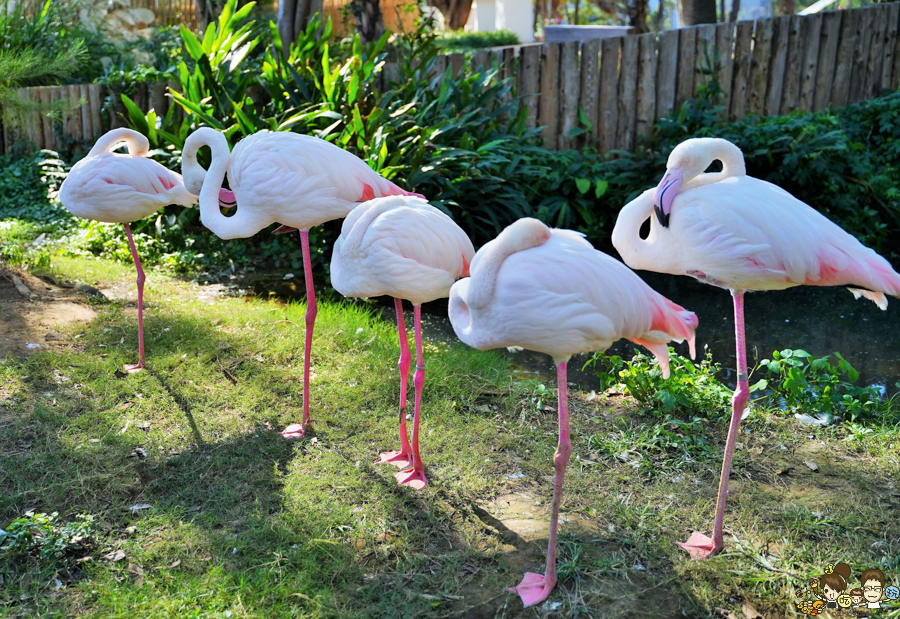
[{"x1": 654, "y1": 204, "x2": 670, "y2": 228}]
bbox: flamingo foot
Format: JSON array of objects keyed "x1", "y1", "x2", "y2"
[
  {"x1": 676, "y1": 531, "x2": 722, "y2": 560},
  {"x1": 394, "y1": 466, "x2": 427, "y2": 490},
  {"x1": 508, "y1": 572, "x2": 556, "y2": 607},
  {"x1": 280, "y1": 423, "x2": 310, "y2": 439},
  {"x1": 123, "y1": 363, "x2": 143, "y2": 374},
  {"x1": 377, "y1": 450, "x2": 412, "y2": 468}
]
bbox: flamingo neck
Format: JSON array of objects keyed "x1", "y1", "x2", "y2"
[
  {"x1": 88, "y1": 128, "x2": 149, "y2": 157},
  {"x1": 683, "y1": 142, "x2": 747, "y2": 191},
  {"x1": 189, "y1": 129, "x2": 251, "y2": 240}
]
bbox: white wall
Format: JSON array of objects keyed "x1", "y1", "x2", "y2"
[{"x1": 464, "y1": 0, "x2": 534, "y2": 42}]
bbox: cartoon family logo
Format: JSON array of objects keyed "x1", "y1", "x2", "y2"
[{"x1": 796, "y1": 562, "x2": 899, "y2": 615}]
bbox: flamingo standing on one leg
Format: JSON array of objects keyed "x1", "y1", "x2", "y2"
[
  {"x1": 612, "y1": 137, "x2": 900, "y2": 560},
  {"x1": 448, "y1": 218, "x2": 698, "y2": 607},
  {"x1": 182, "y1": 128, "x2": 422, "y2": 438},
  {"x1": 59, "y1": 128, "x2": 199, "y2": 372},
  {"x1": 330, "y1": 196, "x2": 474, "y2": 489}
]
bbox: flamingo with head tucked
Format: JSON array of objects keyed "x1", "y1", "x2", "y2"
[
  {"x1": 449, "y1": 218, "x2": 698, "y2": 607},
  {"x1": 182, "y1": 128, "x2": 422, "y2": 438},
  {"x1": 612, "y1": 137, "x2": 900, "y2": 560},
  {"x1": 59, "y1": 128, "x2": 199, "y2": 372},
  {"x1": 330, "y1": 195, "x2": 474, "y2": 489}
]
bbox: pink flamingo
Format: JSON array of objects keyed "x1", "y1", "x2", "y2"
[
  {"x1": 330, "y1": 196, "x2": 475, "y2": 489},
  {"x1": 612, "y1": 137, "x2": 900, "y2": 560},
  {"x1": 59, "y1": 128, "x2": 198, "y2": 372},
  {"x1": 182, "y1": 128, "x2": 421, "y2": 438},
  {"x1": 449, "y1": 218, "x2": 698, "y2": 607}
]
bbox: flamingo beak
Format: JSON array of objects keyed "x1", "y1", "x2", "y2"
[
  {"x1": 653, "y1": 168, "x2": 683, "y2": 228},
  {"x1": 218, "y1": 188, "x2": 236, "y2": 210}
]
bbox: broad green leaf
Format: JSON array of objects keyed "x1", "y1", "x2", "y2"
[{"x1": 575, "y1": 178, "x2": 591, "y2": 195}]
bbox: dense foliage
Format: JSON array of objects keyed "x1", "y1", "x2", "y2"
[{"x1": 435, "y1": 29, "x2": 519, "y2": 52}]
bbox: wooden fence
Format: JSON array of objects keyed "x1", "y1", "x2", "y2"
[
  {"x1": 3, "y1": 2, "x2": 900, "y2": 154},
  {"x1": 130, "y1": 0, "x2": 200, "y2": 28}
]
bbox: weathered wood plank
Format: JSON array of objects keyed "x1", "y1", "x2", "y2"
[
  {"x1": 694, "y1": 24, "x2": 717, "y2": 91},
  {"x1": 780, "y1": 15, "x2": 804, "y2": 114},
  {"x1": 798, "y1": 13, "x2": 822, "y2": 111},
  {"x1": 518, "y1": 45, "x2": 541, "y2": 129},
  {"x1": 471, "y1": 49, "x2": 491, "y2": 73},
  {"x1": 67, "y1": 86, "x2": 83, "y2": 143},
  {"x1": 448, "y1": 53, "x2": 465, "y2": 78},
  {"x1": 675, "y1": 26, "x2": 697, "y2": 107},
  {"x1": 80, "y1": 84, "x2": 92, "y2": 141},
  {"x1": 715, "y1": 22, "x2": 735, "y2": 104},
  {"x1": 865, "y1": 4, "x2": 890, "y2": 97},
  {"x1": 598, "y1": 37, "x2": 621, "y2": 153},
  {"x1": 831, "y1": 8, "x2": 858, "y2": 108},
  {"x1": 729, "y1": 20, "x2": 755, "y2": 120},
  {"x1": 849, "y1": 6, "x2": 876, "y2": 102},
  {"x1": 88, "y1": 84, "x2": 103, "y2": 139},
  {"x1": 635, "y1": 32, "x2": 658, "y2": 141},
  {"x1": 40, "y1": 88, "x2": 53, "y2": 150},
  {"x1": 766, "y1": 15, "x2": 791, "y2": 116},
  {"x1": 431, "y1": 54, "x2": 447, "y2": 80},
  {"x1": 748, "y1": 18, "x2": 774, "y2": 115},
  {"x1": 617, "y1": 35, "x2": 639, "y2": 152},
  {"x1": 656, "y1": 29, "x2": 679, "y2": 119},
  {"x1": 579, "y1": 39, "x2": 601, "y2": 141},
  {"x1": 882, "y1": 3, "x2": 900, "y2": 91},
  {"x1": 814, "y1": 10, "x2": 843, "y2": 111},
  {"x1": 558, "y1": 41, "x2": 582, "y2": 150},
  {"x1": 539, "y1": 43, "x2": 561, "y2": 149}
]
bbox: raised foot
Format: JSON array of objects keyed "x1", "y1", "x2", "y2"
[
  {"x1": 676, "y1": 531, "x2": 722, "y2": 560},
  {"x1": 280, "y1": 423, "x2": 311, "y2": 439},
  {"x1": 394, "y1": 467, "x2": 427, "y2": 490},
  {"x1": 377, "y1": 450, "x2": 411, "y2": 468},
  {"x1": 123, "y1": 363, "x2": 143, "y2": 374},
  {"x1": 508, "y1": 572, "x2": 557, "y2": 608}
]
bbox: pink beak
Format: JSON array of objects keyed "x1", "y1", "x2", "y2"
[
  {"x1": 653, "y1": 167, "x2": 683, "y2": 228},
  {"x1": 219, "y1": 188, "x2": 236, "y2": 210}
]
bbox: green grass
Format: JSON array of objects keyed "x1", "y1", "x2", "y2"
[{"x1": 2, "y1": 256, "x2": 900, "y2": 618}]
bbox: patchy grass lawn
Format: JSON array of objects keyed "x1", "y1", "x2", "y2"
[{"x1": 1, "y1": 256, "x2": 899, "y2": 619}]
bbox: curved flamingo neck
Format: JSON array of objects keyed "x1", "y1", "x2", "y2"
[
  {"x1": 683, "y1": 142, "x2": 747, "y2": 191},
  {"x1": 88, "y1": 128, "x2": 149, "y2": 157},
  {"x1": 188, "y1": 129, "x2": 252, "y2": 240}
]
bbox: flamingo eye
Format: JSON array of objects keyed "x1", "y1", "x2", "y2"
[{"x1": 682, "y1": 160, "x2": 689, "y2": 168}]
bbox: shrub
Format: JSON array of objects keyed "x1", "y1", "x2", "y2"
[{"x1": 435, "y1": 29, "x2": 519, "y2": 52}]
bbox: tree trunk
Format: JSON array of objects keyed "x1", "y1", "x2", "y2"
[
  {"x1": 194, "y1": 0, "x2": 212, "y2": 28},
  {"x1": 680, "y1": 0, "x2": 717, "y2": 24},
  {"x1": 728, "y1": 0, "x2": 740, "y2": 20},
  {"x1": 777, "y1": 0, "x2": 794, "y2": 14},
  {"x1": 350, "y1": 0, "x2": 385, "y2": 43},
  {"x1": 628, "y1": 0, "x2": 650, "y2": 32},
  {"x1": 428, "y1": 0, "x2": 473, "y2": 29},
  {"x1": 277, "y1": 0, "x2": 324, "y2": 57}
]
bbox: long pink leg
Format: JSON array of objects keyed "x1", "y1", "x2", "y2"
[
  {"x1": 282, "y1": 229, "x2": 317, "y2": 438},
  {"x1": 509, "y1": 361, "x2": 572, "y2": 607},
  {"x1": 378, "y1": 297, "x2": 413, "y2": 467},
  {"x1": 678, "y1": 290, "x2": 750, "y2": 559},
  {"x1": 122, "y1": 223, "x2": 145, "y2": 373},
  {"x1": 395, "y1": 304, "x2": 427, "y2": 489}
]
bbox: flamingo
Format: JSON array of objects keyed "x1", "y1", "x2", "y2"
[
  {"x1": 448, "y1": 218, "x2": 698, "y2": 607},
  {"x1": 59, "y1": 128, "x2": 198, "y2": 372},
  {"x1": 181, "y1": 128, "x2": 422, "y2": 438},
  {"x1": 330, "y1": 196, "x2": 475, "y2": 489},
  {"x1": 612, "y1": 137, "x2": 900, "y2": 560}
]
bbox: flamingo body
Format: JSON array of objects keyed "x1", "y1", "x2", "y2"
[
  {"x1": 58, "y1": 129, "x2": 198, "y2": 372},
  {"x1": 449, "y1": 218, "x2": 697, "y2": 607},
  {"x1": 331, "y1": 196, "x2": 475, "y2": 488}
]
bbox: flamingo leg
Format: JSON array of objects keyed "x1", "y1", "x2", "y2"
[
  {"x1": 678, "y1": 290, "x2": 750, "y2": 559},
  {"x1": 509, "y1": 361, "x2": 571, "y2": 607},
  {"x1": 282, "y1": 229, "x2": 317, "y2": 438},
  {"x1": 395, "y1": 304, "x2": 427, "y2": 489},
  {"x1": 122, "y1": 223, "x2": 145, "y2": 373},
  {"x1": 378, "y1": 297, "x2": 413, "y2": 467}
]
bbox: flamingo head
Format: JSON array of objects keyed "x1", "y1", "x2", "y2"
[{"x1": 653, "y1": 166, "x2": 683, "y2": 228}]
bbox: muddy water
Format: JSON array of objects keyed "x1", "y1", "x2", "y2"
[{"x1": 244, "y1": 270, "x2": 900, "y2": 394}]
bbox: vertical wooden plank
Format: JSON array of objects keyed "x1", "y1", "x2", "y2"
[
  {"x1": 882, "y1": 3, "x2": 900, "y2": 91},
  {"x1": 656, "y1": 29, "x2": 678, "y2": 120},
  {"x1": 849, "y1": 7, "x2": 876, "y2": 102},
  {"x1": 518, "y1": 45, "x2": 541, "y2": 129},
  {"x1": 635, "y1": 32, "x2": 658, "y2": 141},
  {"x1": 780, "y1": 15, "x2": 804, "y2": 115},
  {"x1": 715, "y1": 22, "x2": 735, "y2": 104},
  {"x1": 675, "y1": 26, "x2": 697, "y2": 107},
  {"x1": 471, "y1": 49, "x2": 490, "y2": 73},
  {"x1": 503, "y1": 47, "x2": 517, "y2": 85},
  {"x1": 50, "y1": 87, "x2": 62, "y2": 142},
  {"x1": 579, "y1": 39, "x2": 601, "y2": 141},
  {"x1": 24, "y1": 89, "x2": 39, "y2": 149},
  {"x1": 864, "y1": 4, "x2": 889, "y2": 97},
  {"x1": 539, "y1": 43, "x2": 561, "y2": 149},
  {"x1": 694, "y1": 24, "x2": 717, "y2": 91},
  {"x1": 80, "y1": 85, "x2": 92, "y2": 141},
  {"x1": 748, "y1": 18, "x2": 774, "y2": 115},
  {"x1": 40, "y1": 88, "x2": 53, "y2": 150},
  {"x1": 830, "y1": 8, "x2": 857, "y2": 108},
  {"x1": 729, "y1": 20, "x2": 755, "y2": 120},
  {"x1": 67, "y1": 85, "x2": 83, "y2": 143},
  {"x1": 88, "y1": 84, "x2": 102, "y2": 139},
  {"x1": 150, "y1": 81, "x2": 168, "y2": 117},
  {"x1": 598, "y1": 37, "x2": 621, "y2": 154},
  {"x1": 448, "y1": 53, "x2": 464, "y2": 78},
  {"x1": 617, "y1": 35, "x2": 639, "y2": 152},
  {"x1": 557, "y1": 41, "x2": 581, "y2": 150},
  {"x1": 815, "y1": 10, "x2": 843, "y2": 110},
  {"x1": 766, "y1": 15, "x2": 791, "y2": 116},
  {"x1": 798, "y1": 13, "x2": 823, "y2": 112}
]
